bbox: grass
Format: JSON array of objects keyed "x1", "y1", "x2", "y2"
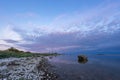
[
  {"x1": 0, "y1": 47, "x2": 60, "y2": 59},
  {"x1": 0, "y1": 51, "x2": 33, "y2": 59}
]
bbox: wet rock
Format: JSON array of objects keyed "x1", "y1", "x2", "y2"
[{"x1": 78, "y1": 55, "x2": 88, "y2": 64}]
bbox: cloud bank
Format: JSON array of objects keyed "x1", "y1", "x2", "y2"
[{"x1": 1, "y1": 1, "x2": 120, "y2": 53}]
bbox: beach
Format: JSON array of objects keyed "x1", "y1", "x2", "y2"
[{"x1": 0, "y1": 57, "x2": 57, "y2": 80}]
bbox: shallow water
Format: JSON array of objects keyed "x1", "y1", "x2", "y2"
[{"x1": 49, "y1": 54, "x2": 120, "y2": 80}]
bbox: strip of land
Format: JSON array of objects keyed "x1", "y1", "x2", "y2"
[
  {"x1": 0, "y1": 47, "x2": 59, "y2": 80},
  {"x1": 0, "y1": 47, "x2": 59, "y2": 59}
]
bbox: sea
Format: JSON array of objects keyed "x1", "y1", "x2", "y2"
[{"x1": 49, "y1": 53, "x2": 120, "y2": 80}]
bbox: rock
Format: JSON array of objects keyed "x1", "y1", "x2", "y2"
[
  {"x1": 78, "y1": 55, "x2": 88, "y2": 64},
  {"x1": 7, "y1": 61, "x2": 20, "y2": 66},
  {"x1": 0, "y1": 57, "x2": 57, "y2": 80},
  {"x1": 0, "y1": 62, "x2": 6, "y2": 66}
]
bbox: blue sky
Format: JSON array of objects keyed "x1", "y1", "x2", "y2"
[{"x1": 0, "y1": 0, "x2": 120, "y2": 53}]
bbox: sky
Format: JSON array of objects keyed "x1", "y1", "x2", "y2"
[{"x1": 0, "y1": 0, "x2": 120, "y2": 53}]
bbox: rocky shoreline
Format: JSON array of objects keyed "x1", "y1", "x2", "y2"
[{"x1": 0, "y1": 57, "x2": 58, "y2": 80}]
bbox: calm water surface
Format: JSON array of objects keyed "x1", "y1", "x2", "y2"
[{"x1": 49, "y1": 54, "x2": 120, "y2": 80}]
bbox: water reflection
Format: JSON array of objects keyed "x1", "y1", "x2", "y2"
[{"x1": 77, "y1": 55, "x2": 88, "y2": 64}]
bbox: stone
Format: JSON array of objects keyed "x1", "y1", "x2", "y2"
[{"x1": 78, "y1": 55, "x2": 88, "y2": 64}]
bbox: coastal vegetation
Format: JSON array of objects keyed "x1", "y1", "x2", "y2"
[{"x1": 0, "y1": 47, "x2": 60, "y2": 59}]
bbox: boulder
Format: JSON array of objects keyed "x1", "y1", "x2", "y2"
[{"x1": 78, "y1": 55, "x2": 88, "y2": 64}]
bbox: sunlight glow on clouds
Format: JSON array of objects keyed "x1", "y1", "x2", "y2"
[
  {"x1": 0, "y1": 25, "x2": 22, "y2": 40},
  {"x1": 0, "y1": 25, "x2": 23, "y2": 50},
  {"x1": 0, "y1": 0, "x2": 120, "y2": 53}
]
